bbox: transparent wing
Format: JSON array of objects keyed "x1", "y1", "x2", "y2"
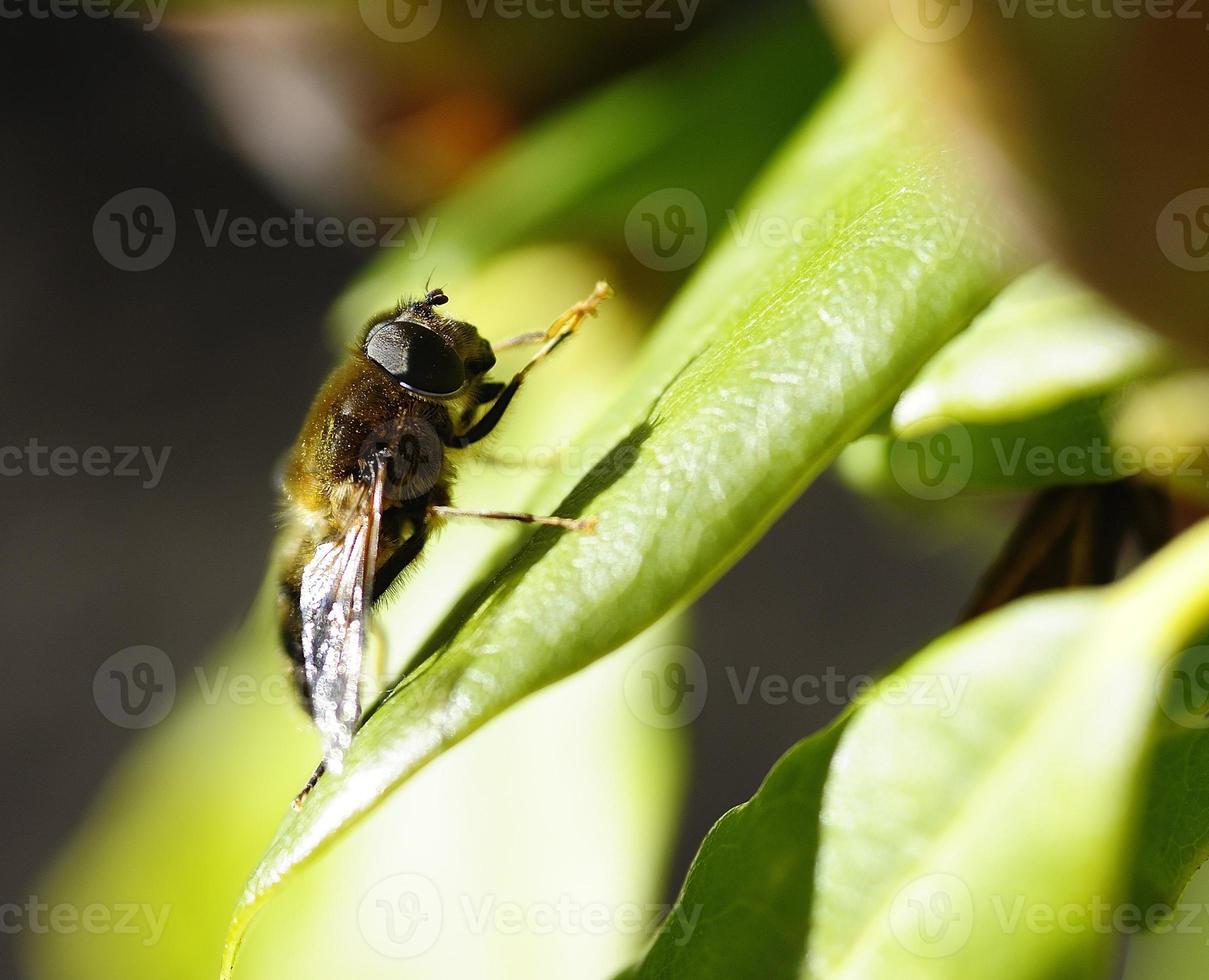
[{"x1": 298, "y1": 464, "x2": 385, "y2": 773}]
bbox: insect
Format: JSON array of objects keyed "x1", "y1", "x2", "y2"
[{"x1": 276, "y1": 281, "x2": 611, "y2": 795}]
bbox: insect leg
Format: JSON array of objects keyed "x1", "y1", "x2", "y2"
[
  {"x1": 429, "y1": 504, "x2": 596, "y2": 532},
  {"x1": 371, "y1": 521, "x2": 429, "y2": 601},
  {"x1": 490, "y1": 330, "x2": 548, "y2": 352},
  {"x1": 293, "y1": 763, "x2": 324, "y2": 810},
  {"x1": 459, "y1": 381, "x2": 506, "y2": 429},
  {"x1": 451, "y1": 281, "x2": 612, "y2": 448}
]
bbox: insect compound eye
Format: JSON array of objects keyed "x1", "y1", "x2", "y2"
[{"x1": 365, "y1": 319, "x2": 466, "y2": 397}]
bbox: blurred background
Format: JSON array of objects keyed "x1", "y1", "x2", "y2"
[{"x1": 1, "y1": 3, "x2": 1023, "y2": 978}]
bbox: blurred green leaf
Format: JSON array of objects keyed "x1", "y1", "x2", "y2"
[
  {"x1": 1124, "y1": 863, "x2": 1209, "y2": 980},
  {"x1": 837, "y1": 268, "x2": 1177, "y2": 499},
  {"x1": 891, "y1": 265, "x2": 1169, "y2": 434},
  {"x1": 1130, "y1": 617, "x2": 1209, "y2": 913},
  {"x1": 621, "y1": 724, "x2": 846, "y2": 980},
  {"x1": 841, "y1": 397, "x2": 1120, "y2": 500},
  {"x1": 806, "y1": 593, "x2": 1109, "y2": 979},
  {"x1": 222, "y1": 34, "x2": 1015, "y2": 977},
  {"x1": 626, "y1": 593, "x2": 1099, "y2": 979},
  {"x1": 807, "y1": 520, "x2": 1209, "y2": 979},
  {"x1": 1110, "y1": 371, "x2": 1209, "y2": 504},
  {"x1": 334, "y1": 4, "x2": 838, "y2": 333},
  {"x1": 1131, "y1": 713, "x2": 1209, "y2": 913},
  {"x1": 628, "y1": 518, "x2": 1209, "y2": 980}
]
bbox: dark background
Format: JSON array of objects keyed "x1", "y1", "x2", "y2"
[{"x1": 0, "y1": 13, "x2": 980, "y2": 978}]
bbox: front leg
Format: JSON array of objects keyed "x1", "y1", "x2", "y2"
[
  {"x1": 450, "y1": 281, "x2": 611, "y2": 448},
  {"x1": 458, "y1": 381, "x2": 505, "y2": 430}
]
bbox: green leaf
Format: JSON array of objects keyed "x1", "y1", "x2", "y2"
[
  {"x1": 1130, "y1": 618, "x2": 1209, "y2": 912},
  {"x1": 806, "y1": 593, "x2": 1110, "y2": 979},
  {"x1": 622, "y1": 724, "x2": 847, "y2": 980},
  {"x1": 221, "y1": 36, "x2": 1016, "y2": 977},
  {"x1": 1131, "y1": 717, "x2": 1209, "y2": 911},
  {"x1": 837, "y1": 265, "x2": 1174, "y2": 500},
  {"x1": 626, "y1": 593, "x2": 1098, "y2": 979},
  {"x1": 806, "y1": 520, "x2": 1209, "y2": 980},
  {"x1": 891, "y1": 264, "x2": 1169, "y2": 434},
  {"x1": 1109, "y1": 371, "x2": 1209, "y2": 504},
  {"x1": 840, "y1": 397, "x2": 1121, "y2": 501},
  {"x1": 625, "y1": 518, "x2": 1209, "y2": 980},
  {"x1": 333, "y1": 4, "x2": 838, "y2": 333}
]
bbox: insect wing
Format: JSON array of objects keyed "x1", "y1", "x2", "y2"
[{"x1": 298, "y1": 466, "x2": 385, "y2": 772}]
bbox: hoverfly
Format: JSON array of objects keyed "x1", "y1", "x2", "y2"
[{"x1": 277, "y1": 282, "x2": 610, "y2": 798}]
